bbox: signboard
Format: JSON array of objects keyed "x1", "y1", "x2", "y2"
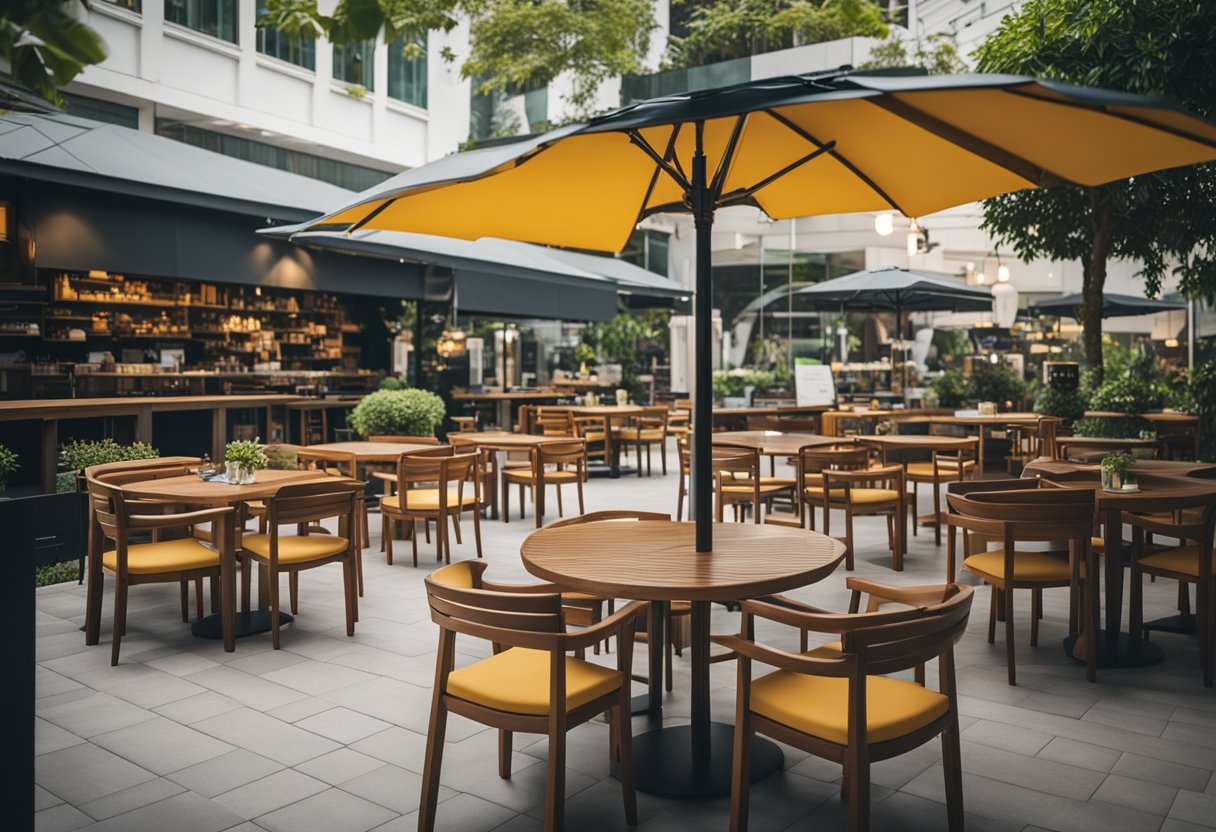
[{"x1": 794, "y1": 363, "x2": 836, "y2": 406}]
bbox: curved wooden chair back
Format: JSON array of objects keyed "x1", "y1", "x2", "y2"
[
  {"x1": 537, "y1": 438, "x2": 586, "y2": 469},
  {"x1": 535, "y1": 408, "x2": 576, "y2": 437},
  {"x1": 946, "y1": 488, "x2": 1095, "y2": 543},
  {"x1": 798, "y1": 445, "x2": 871, "y2": 474},
  {"x1": 426, "y1": 567, "x2": 566, "y2": 641},
  {"x1": 263, "y1": 480, "x2": 361, "y2": 530}
]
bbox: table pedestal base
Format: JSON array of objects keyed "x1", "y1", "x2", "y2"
[
  {"x1": 632, "y1": 723, "x2": 783, "y2": 798},
  {"x1": 1064, "y1": 631, "x2": 1163, "y2": 669},
  {"x1": 192, "y1": 610, "x2": 293, "y2": 640},
  {"x1": 1143, "y1": 613, "x2": 1197, "y2": 636}
]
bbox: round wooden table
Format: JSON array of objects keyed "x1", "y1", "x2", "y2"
[
  {"x1": 860, "y1": 435, "x2": 981, "y2": 536},
  {"x1": 450, "y1": 432, "x2": 558, "y2": 519},
  {"x1": 295, "y1": 440, "x2": 438, "y2": 463},
  {"x1": 711, "y1": 430, "x2": 843, "y2": 457},
  {"x1": 1022, "y1": 459, "x2": 1216, "y2": 667},
  {"x1": 116, "y1": 469, "x2": 346, "y2": 646},
  {"x1": 521, "y1": 520, "x2": 846, "y2": 797},
  {"x1": 566, "y1": 405, "x2": 645, "y2": 477}
]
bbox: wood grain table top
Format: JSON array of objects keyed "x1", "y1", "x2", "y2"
[
  {"x1": 1021, "y1": 459, "x2": 1216, "y2": 510},
  {"x1": 449, "y1": 431, "x2": 555, "y2": 449},
  {"x1": 858, "y1": 435, "x2": 979, "y2": 450},
  {"x1": 117, "y1": 468, "x2": 340, "y2": 504},
  {"x1": 520, "y1": 520, "x2": 846, "y2": 602},
  {"x1": 295, "y1": 441, "x2": 437, "y2": 461},
  {"x1": 711, "y1": 431, "x2": 843, "y2": 455}
]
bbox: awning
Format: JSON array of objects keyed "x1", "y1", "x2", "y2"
[{"x1": 0, "y1": 111, "x2": 357, "y2": 221}]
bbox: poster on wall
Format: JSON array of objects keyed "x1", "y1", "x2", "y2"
[{"x1": 794, "y1": 363, "x2": 837, "y2": 407}]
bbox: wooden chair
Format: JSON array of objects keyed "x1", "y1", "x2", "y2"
[
  {"x1": 713, "y1": 443, "x2": 797, "y2": 523},
  {"x1": 573, "y1": 414, "x2": 608, "y2": 468},
  {"x1": 802, "y1": 446, "x2": 905, "y2": 570},
  {"x1": 1155, "y1": 419, "x2": 1199, "y2": 461},
  {"x1": 534, "y1": 408, "x2": 576, "y2": 437},
  {"x1": 380, "y1": 449, "x2": 484, "y2": 566},
  {"x1": 1128, "y1": 493, "x2": 1216, "y2": 686},
  {"x1": 298, "y1": 448, "x2": 370, "y2": 591},
  {"x1": 420, "y1": 561, "x2": 643, "y2": 832},
  {"x1": 903, "y1": 440, "x2": 978, "y2": 546},
  {"x1": 946, "y1": 483, "x2": 1097, "y2": 684},
  {"x1": 503, "y1": 438, "x2": 587, "y2": 528},
  {"x1": 238, "y1": 480, "x2": 363, "y2": 649},
  {"x1": 451, "y1": 415, "x2": 477, "y2": 433},
  {"x1": 85, "y1": 476, "x2": 233, "y2": 665},
  {"x1": 616, "y1": 406, "x2": 670, "y2": 476},
  {"x1": 716, "y1": 581, "x2": 974, "y2": 832}
]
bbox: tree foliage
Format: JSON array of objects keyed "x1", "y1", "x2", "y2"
[
  {"x1": 862, "y1": 32, "x2": 967, "y2": 74},
  {"x1": 664, "y1": 0, "x2": 886, "y2": 70},
  {"x1": 0, "y1": 1, "x2": 107, "y2": 108},
  {"x1": 261, "y1": 0, "x2": 657, "y2": 116},
  {"x1": 974, "y1": 0, "x2": 1216, "y2": 380}
]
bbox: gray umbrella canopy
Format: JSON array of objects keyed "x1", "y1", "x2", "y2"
[
  {"x1": 795, "y1": 266, "x2": 993, "y2": 329},
  {"x1": 1031, "y1": 291, "x2": 1185, "y2": 319}
]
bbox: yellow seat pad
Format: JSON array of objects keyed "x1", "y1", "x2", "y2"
[
  {"x1": 751, "y1": 669, "x2": 948, "y2": 745},
  {"x1": 503, "y1": 469, "x2": 580, "y2": 483},
  {"x1": 803, "y1": 472, "x2": 824, "y2": 486},
  {"x1": 803, "y1": 640, "x2": 843, "y2": 658},
  {"x1": 964, "y1": 550, "x2": 1074, "y2": 581},
  {"x1": 1140, "y1": 544, "x2": 1202, "y2": 578},
  {"x1": 905, "y1": 461, "x2": 974, "y2": 479},
  {"x1": 381, "y1": 487, "x2": 478, "y2": 510},
  {"x1": 446, "y1": 647, "x2": 621, "y2": 715},
  {"x1": 102, "y1": 538, "x2": 220, "y2": 575},
  {"x1": 242, "y1": 533, "x2": 348, "y2": 563},
  {"x1": 805, "y1": 487, "x2": 899, "y2": 505}
]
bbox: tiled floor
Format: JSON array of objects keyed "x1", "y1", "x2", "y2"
[{"x1": 35, "y1": 453, "x2": 1216, "y2": 831}]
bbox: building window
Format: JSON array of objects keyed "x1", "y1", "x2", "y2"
[
  {"x1": 61, "y1": 93, "x2": 140, "y2": 129},
  {"x1": 622, "y1": 229, "x2": 670, "y2": 277},
  {"x1": 387, "y1": 35, "x2": 427, "y2": 108},
  {"x1": 333, "y1": 40, "x2": 375, "y2": 91},
  {"x1": 166, "y1": 0, "x2": 238, "y2": 43},
  {"x1": 157, "y1": 121, "x2": 395, "y2": 191},
  {"x1": 98, "y1": 0, "x2": 141, "y2": 11},
  {"x1": 255, "y1": 2, "x2": 315, "y2": 69}
]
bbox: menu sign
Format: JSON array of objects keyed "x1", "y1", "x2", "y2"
[{"x1": 795, "y1": 364, "x2": 837, "y2": 406}]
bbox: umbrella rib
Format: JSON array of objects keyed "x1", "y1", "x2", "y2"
[
  {"x1": 717, "y1": 141, "x2": 837, "y2": 206},
  {"x1": 709, "y1": 115, "x2": 747, "y2": 200},
  {"x1": 865, "y1": 96, "x2": 1070, "y2": 188},
  {"x1": 346, "y1": 197, "x2": 397, "y2": 234},
  {"x1": 635, "y1": 124, "x2": 683, "y2": 227},
  {"x1": 765, "y1": 109, "x2": 909, "y2": 216},
  {"x1": 627, "y1": 129, "x2": 691, "y2": 192}
]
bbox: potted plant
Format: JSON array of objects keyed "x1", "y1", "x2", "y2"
[
  {"x1": 0, "y1": 444, "x2": 17, "y2": 495},
  {"x1": 225, "y1": 438, "x2": 269, "y2": 484},
  {"x1": 349, "y1": 389, "x2": 446, "y2": 438},
  {"x1": 1100, "y1": 451, "x2": 1136, "y2": 492}
]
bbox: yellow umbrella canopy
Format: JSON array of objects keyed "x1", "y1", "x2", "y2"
[
  {"x1": 300, "y1": 70, "x2": 1216, "y2": 557},
  {"x1": 309, "y1": 72, "x2": 1216, "y2": 252}
]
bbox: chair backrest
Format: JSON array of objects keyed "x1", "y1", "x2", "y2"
[
  {"x1": 798, "y1": 444, "x2": 870, "y2": 474},
  {"x1": 946, "y1": 487, "x2": 1095, "y2": 543},
  {"x1": 426, "y1": 563, "x2": 566, "y2": 642},
  {"x1": 263, "y1": 480, "x2": 362, "y2": 530},
  {"x1": 710, "y1": 444, "x2": 760, "y2": 478},
  {"x1": 946, "y1": 477, "x2": 1037, "y2": 498},
  {"x1": 369, "y1": 435, "x2": 440, "y2": 444},
  {"x1": 537, "y1": 438, "x2": 586, "y2": 468},
  {"x1": 88, "y1": 457, "x2": 200, "y2": 482},
  {"x1": 545, "y1": 510, "x2": 669, "y2": 529},
  {"x1": 840, "y1": 583, "x2": 975, "y2": 676},
  {"x1": 637, "y1": 406, "x2": 669, "y2": 429},
  {"x1": 395, "y1": 449, "x2": 480, "y2": 510},
  {"x1": 536, "y1": 408, "x2": 576, "y2": 437},
  {"x1": 300, "y1": 449, "x2": 358, "y2": 478}
]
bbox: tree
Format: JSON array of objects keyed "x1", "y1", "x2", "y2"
[
  {"x1": 260, "y1": 0, "x2": 657, "y2": 117},
  {"x1": 861, "y1": 31, "x2": 967, "y2": 74},
  {"x1": 974, "y1": 0, "x2": 1216, "y2": 381},
  {"x1": 664, "y1": 0, "x2": 887, "y2": 70},
  {"x1": 0, "y1": 1, "x2": 107, "y2": 109}
]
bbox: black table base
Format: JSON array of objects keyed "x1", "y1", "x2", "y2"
[
  {"x1": 631, "y1": 723, "x2": 783, "y2": 798},
  {"x1": 1064, "y1": 631, "x2": 1164, "y2": 669},
  {"x1": 1142, "y1": 613, "x2": 1197, "y2": 636},
  {"x1": 191, "y1": 610, "x2": 293, "y2": 640}
]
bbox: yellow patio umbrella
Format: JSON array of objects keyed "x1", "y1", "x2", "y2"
[{"x1": 296, "y1": 71, "x2": 1216, "y2": 557}]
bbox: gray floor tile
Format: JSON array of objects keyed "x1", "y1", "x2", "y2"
[
  {"x1": 36, "y1": 716, "x2": 86, "y2": 756},
  {"x1": 400, "y1": 792, "x2": 520, "y2": 832},
  {"x1": 1169, "y1": 790, "x2": 1216, "y2": 827},
  {"x1": 34, "y1": 802, "x2": 91, "y2": 832},
  {"x1": 1036, "y1": 737, "x2": 1121, "y2": 772},
  {"x1": 213, "y1": 768, "x2": 329, "y2": 820},
  {"x1": 76, "y1": 777, "x2": 186, "y2": 821},
  {"x1": 295, "y1": 748, "x2": 388, "y2": 786},
  {"x1": 293, "y1": 706, "x2": 392, "y2": 744},
  {"x1": 85, "y1": 790, "x2": 244, "y2": 832},
  {"x1": 1112, "y1": 752, "x2": 1212, "y2": 792},
  {"x1": 38, "y1": 692, "x2": 157, "y2": 739},
  {"x1": 255, "y1": 787, "x2": 397, "y2": 832},
  {"x1": 35, "y1": 784, "x2": 63, "y2": 811},
  {"x1": 166, "y1": 749, "x2": 285, "y2": 799},
  {"x1": 152, "y1": 691, "x2": 244, "y2": 725},
  {"x1": 190, "y1": 707, "x2": 341, "y2": 766},
  {"x1": 962, "y1": 719, "x2": 1053, "y2": 755},
  {"x1": 1091, "y1": 773, "x2": 1178, "y2": 816},
  {"x1": 36, "y1": 742, "x2": 157, "y2": 805},
  {"x1": 90, "y1": 715, "x2": 235, "y2": 776},
  {"x1": 349, "y1": 725, "x2": 429, "y2": 772}
]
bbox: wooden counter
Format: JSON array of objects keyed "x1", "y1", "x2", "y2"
[{"x1": 0, "y1": 394, "x2": 302, "y2": 492}]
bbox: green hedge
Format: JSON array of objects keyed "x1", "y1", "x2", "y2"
[{"x1": 349, "y1": 389, "x2": 446, "y2": 438}]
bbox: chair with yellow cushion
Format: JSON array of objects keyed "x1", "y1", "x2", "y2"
[
  {"x1": 239, "y1": 480, "x2": 363, "y2": 649},
  {"x1": 503, "y1": 438, "x2": 587, "y2": 528},
  {"x1": 715, "y1": 581, "x2": 974, "y2": 832},
  {"x1": 616, "y1": 406, "x2": 670, "y2": 477},
  {"x1": 85, "y1": 475, "x2": 234, "y2": 665},
  {"x1": 901, "y1": 439, "x2": 978, "y2": 546},
  {"x1": 420, "y1": 561, "x2": 643, "y2": 832},
  {"x1": 712, "y1": 444, "x2": 794, "y2": 524},
  {"x1": 946, "y1": 482, "x2": 1097, "y2": 685},
  {"x1": 380, "y1": 448, "x2": 484, "y2": 566},
  {"x1": 1128, "y1": 493, "x2": 1216, "y2": 686},
  {"x1": 802, "y1": 446, "x2": 904, "y2": 570}
]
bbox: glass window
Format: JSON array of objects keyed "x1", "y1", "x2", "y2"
[
  {"x1": 333, "y1": 40, "x2": 375, "y2": 91},
  {"x1": 255, "y1": 1, "x2": 315, "y2": 70},
  {"x1": 98, "y1": 0, "x2": 141, "y2": 11},
  {"x1": 165, "y1": 0, "x2": 237, "y2": 43},
  {"x1": 622, "y1": 229, "x2": 670, "y2": 277},
  {"x1": 62, "y1": 93, "x2": 140, "y2": 129},
  {"x1": 387, "y1": 35, "x2": 427, "y2": 108}
]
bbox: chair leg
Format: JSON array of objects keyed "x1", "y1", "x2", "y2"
[
  {"x1": 342, "y1": 560, "x2": 356, "y2": 636},
  {"x1": 289, "y1": 572, "x2": 299, "y2": 616},
  {"x1": 499, "y1": 729, "x2": 513, "y2": 778},
  {"x1": 729, "y1": 673, "x2": 752, "y2": 832},
  {"x1": 472, "y1": 505, "x2": 484, "y2": 558},
  {"x1": 844, "y1": 509, "x2": 855, "y2": 571},
  {"x1": 556, "y1": 481, "x2": 564, "y2": 517},
  {"x1": 847, "y1": 747, "x2": 870, "y2": 832},
  {"x1": 933, "y1": 481, "x2": 943, "y2": 546},
  {"x1": 987, "y1": 585, "x2": 997, "y2": 644},
  {"x1": 180, "y1": 581, "x2": 189, "y2": 623},
  {"x1": 1030, "y1": 588, "x2": 1041, "y2": 647},
  {"x1": 616, "y1": 697, "x2": 638, "y2": 826},
  {"x1": 576, "y1": 477, "x2": 585, "y2": 516},
  {"x1": 210, "y1": 575, "x2": 220, "y2": 614},
  {"x1": 545, "y1": 717, "x2": 568, "y2": 832},
  {"x1": 942, "y1": 716, "x2": 965, "y2": 831},
  {"x1": 911, "y1": 482, "x2": 919, "y2": 538},
  {"x1": 1005, "y1": 583, "x2": 1017, "y2": 685},
  {"x1": 410, "y1": 518, "x2": 419, "y2": 568},
  {"x1": 269, "y1": 566, "x2": 282, "y2": 650},
  {"x1": 383, "y1": 515, "x2": 394, "y2": 566},
  {"x1": 110, "y1": 578, "x2": 127, "y2": 666},
  {"x1": 418, "y1": 695, "x2": 449, "y2": 832}
]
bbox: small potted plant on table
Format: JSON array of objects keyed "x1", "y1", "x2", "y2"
[
  {"x1": 1100, "y1": 451, "x2": 1137, "y2": 492},
  {"x1": 225, "y1": 438, "x2": 269, "y2": 484}
]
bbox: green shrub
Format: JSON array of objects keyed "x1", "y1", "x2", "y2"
[
  {"x1": 36, "y1": 560, "x2": 79, "y2": 587},
  {"x1": 1033, "y1": 385, "x2": 1087, "y2": 422},
  {"x1": 712, "y1": 369, "x2": 775, "y2": 401},
  {"x1": 264, "y1": 445, "x2": 299, "y2": 470},
  {"x1": 224, "y1": 438, "x2": 269, "y2": 470},
  {"x1": 969, "y1": 362, "x2": 1028, "y2": 409},
  {"x1": 379, "y1": 375, "x2": 405, "y2": 391},
  {"x1": 1192, "y1": 358, "x2": 1216, "y2": 461},
  {"x1": 56, "y1": 438, "x2": 159, "y2": 492},
  {"x1": 929, "y1": 370, "x2": 969, "y2": 408},
  {"x1": 0, "y1": 444, "x2": 17, "y2": 494},
  {"x1": 1073, "y1": 416, "x2": 1151, "y2": 439},
  {"x1": 1086, "y1": 373, "x2": 1165, "y2": 414},
  {"x1": 349, "y1": 389, "x2": 446, "y2": 438}
]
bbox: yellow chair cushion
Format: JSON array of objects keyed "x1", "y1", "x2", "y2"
[
  {"x1": 241, "y1": 533, "x2": 349, "y2": 563},
  {"x1": 905, "y1": 461, "x2": 974, "y2": 480},
  {"x1": 804, "y1": 487, "x2": 899, "y2": 505},
  {"x1": 1139, "y1": 544, "x2": 1202, "y2": 578},
  {"x1": 751, "y1": 669, "x2": 948, "y2": 746},
  {"x1": 803, "y1": 472, "x2": 824, "y2": 486},
  {"x1": 803, "y1": 640, "x2": 843, "y2": 658},
  {"x1": 431, "y1": 561, "x2": 477, "y2": 587},
  {"x1": 102, "y1": 538, "x2": 220, "y2": 575},
  {"x1": 964, "y1": 550, "x2": 1075, "y2": 582},
  {"x1": 446, "y1": 647, "x2": 621, "y2": 715},
  {"x1": 503, "y1": 469, "x2": 580, "y2": 483},
  {"x1": 381, "y1": 487, "x2": 479, "y2": 511},
  {"x1": 581, "y1": 431, "x2": 606, "y2": 442}
]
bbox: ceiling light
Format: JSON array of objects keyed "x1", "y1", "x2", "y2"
[{"x1": 874, "y1": 212, "x2": 894, "y2": 236}]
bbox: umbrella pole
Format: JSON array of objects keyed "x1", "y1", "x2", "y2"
[{"x1": 691, "y1": 127, "x2": 714, "y2": 554}]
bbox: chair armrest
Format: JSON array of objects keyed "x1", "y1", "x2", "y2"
[
  {"x1": 759, "y1": 593, "x2": 832, "y2": 615},
  {"x1": 712, "y1": 634, "x2": 850, "y2": 676},
  {"x1": 371, "y1": 472, "x2": 397, "y2": 483},
  {"x1": 1122, "y1": 511, "x2": 1199, "y2": 539},
  {"x1": 481, "y1": 578, "x2": 566, "y2": 594},
  {"x1": 562, "y1": 600, "x2": 646, "y2": 651},
  {"x1": 739, "y1": 596, "x2": 929, "y2": 634},
  {"x1": 845, "y1": 578, "x2": 947, "y2": 609},
  {"x1": 128, "y1": 506, "x2": 235, "y2": 531}
]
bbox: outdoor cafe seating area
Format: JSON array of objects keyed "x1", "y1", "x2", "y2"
[{"x1": 32, "y1": 411, "x2": 1216, "y2": 832}]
